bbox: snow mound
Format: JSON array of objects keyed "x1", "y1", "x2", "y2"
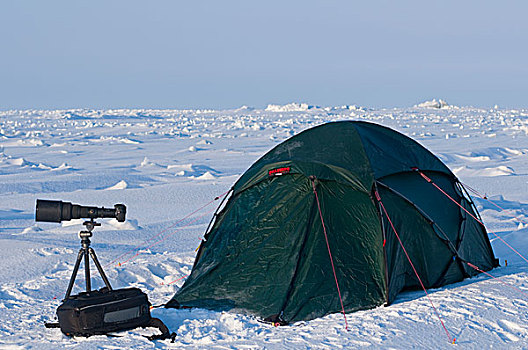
[
  {"x1": 334, "y1": 105, "x2": 364, "y2": 111},
  {"x1": 234, "y1": 105, "x2": 254, "y2": 111},
  {"x1": 61, "y1": 218, "x2": 139, "y2": 230},
  {"x1": 30, "y1": 247, "x2": 74, "y2": 256},
  {"x1": 139, "y1": 157, "x2": 162, "y2": 168},
  {"x1": 453, "y1": 165, "x2": 515, "y2": 177},
  {"x1": 97, "y1": 136, "x2": 141, "y2": 144},
  {"x1": 0, "y1": 150, "x2": 72, "y2": 173},
  {"x1": 14, "y1": 225, "x2": 43, "y2": 235},
  {"x1": 53, "y1": 163, "x2": 72, "y2": 171},
  {"x1": 168, "y1": 163, "x2": 220, "y2": 178},
  {"x1": 36, "y1": 162, "x2": 72, "y2": 171},
  {"x1": 7, "y1": 157, "x2": 26, "y2": 166},
  {"x1": 62, "y1": 219, "x2": 84, "y2": 227},
  {"x1": 197, "y1": 139, "x2": 213, "y2": 145},
  {"x1": 104, "y1": 180, "x2": 128, "y2": 190},
  {"x1": 16, "y1": 138, "x2": 46, "y2": 147},
  {"x1": 454, "y1": 154, "x2": 491, "y2": 162},
  {"x1": 265, "y1": 103, "x2": 317, "y2": 112},
  {"x1": 0, "y1": 152, "x2": 28, "y2": 167},
  {"x1": 120, "y1": 138, "x2": 141, "y2": 144},
  {"x1": 415, "y1": 99, "x2": 450, "y2": 109},
  {"x1": 107, "y1": 218, "x2": 140, "y2": 230},
  {"x1": 193, "y1": 171, "x2": 216, "y2": 180}
]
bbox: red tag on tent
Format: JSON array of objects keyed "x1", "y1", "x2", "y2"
[{"x1": 268, "y1": 167, "x2": 291, "y2": 177}]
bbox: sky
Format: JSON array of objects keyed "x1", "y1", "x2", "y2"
[{"x1": 0, "y1": 0, "x2": 527, "y2": 110}]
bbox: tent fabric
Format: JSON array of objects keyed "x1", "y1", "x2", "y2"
[{"x1": 167, "y1": 121, "x2": 498, "y2": 323}]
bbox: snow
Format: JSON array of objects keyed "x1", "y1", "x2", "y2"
[
  {"x1": 265, "y1": 103, "x2": 317, "y2": 112},
  {"x1": 105, "y1": 180, "x2": 129, "y2": 190},
  {"x1": 1, "y1": 104, "x2": 528, "y2": 349},
  {"x1": 415, "y1": 99, "x2": 451, "y2": 109}
]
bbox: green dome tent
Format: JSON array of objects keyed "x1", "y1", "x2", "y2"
[{"x1": 167, "y1": 121, "x2": 498, "y2": 323}]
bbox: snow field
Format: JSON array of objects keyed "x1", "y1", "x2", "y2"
[{"x1": 1, "y1": 101, "x2": 528, "y2": 348}]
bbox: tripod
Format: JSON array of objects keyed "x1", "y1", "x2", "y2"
[{"x1": 64, "y1": 219, "x2": 112, "y2": 300}]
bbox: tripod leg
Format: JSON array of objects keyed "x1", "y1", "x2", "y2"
[
  {"x1": 65, "y1": 249, "x2": 84, "y2": 300},
  {"x1": 84, "y1": 247, "x2": 91, "y2": 292},
  {"x1": 88, "y1": 248, "x2": 113, "y2": 291}
]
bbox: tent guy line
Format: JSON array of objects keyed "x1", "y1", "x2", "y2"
[
  {"x1": 375, "y1": 190, "x2": 455, "y2": 345},
  {"x1": 462, "y1": 182, "x2": 528, "y2": 226},
  {"x1": 416, "y1": 168, "x2": 528, "y2": 265},
  {"x1": 110, "y1": 190, "x2": 230, "y2": 268},
  {"x1": 465, "y1": 262, "x2": 528, "y2": 298},
  {"x1": 311, "y1": 176, "x2": 349, "y2": 331},
  {"x1": 116, "y1": 205, "x2": 219, "y2": 268}
]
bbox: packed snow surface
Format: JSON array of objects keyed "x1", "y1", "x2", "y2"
[{"x1": 1, "y1": 103, "x2": 528, "y2": 349}]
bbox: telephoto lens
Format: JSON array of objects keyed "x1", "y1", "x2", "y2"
[{"x1": 35, "y1": 200, "x2": 126, "y2": 223}]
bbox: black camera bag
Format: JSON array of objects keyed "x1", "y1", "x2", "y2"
[{"x1": 55, "y1": 287, "x2": 172, "y2": 340}]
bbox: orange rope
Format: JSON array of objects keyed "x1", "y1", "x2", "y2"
[
  {"x1": 417, "y1": 170, "x2": 528, "y2": 265},
  {"x1": 312, "y1": 179, "x2": 349, "y2": 331},
  {"x1": 375, "y1": 190, "x2": 455, "y2": 344}
]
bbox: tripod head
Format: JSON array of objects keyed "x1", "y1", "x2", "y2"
[{"x1": 79, "y1": 219, "x2": 101, "y2": 239}]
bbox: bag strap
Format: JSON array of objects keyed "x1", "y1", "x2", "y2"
[
  {"x1": 44, "y1": 322, "x2": 60, "y2": 328},
  {"x1": 145, "y1": 317, "x2": 176, "y2": 342}
]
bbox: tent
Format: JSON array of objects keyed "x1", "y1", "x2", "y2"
[{"x1": 167, "y1": 121, "x2": 498, "y2": 323}]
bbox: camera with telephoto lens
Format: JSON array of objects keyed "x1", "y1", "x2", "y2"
[{"x1": 35, "y1": 199, "x2": 126, "y2": 223}]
